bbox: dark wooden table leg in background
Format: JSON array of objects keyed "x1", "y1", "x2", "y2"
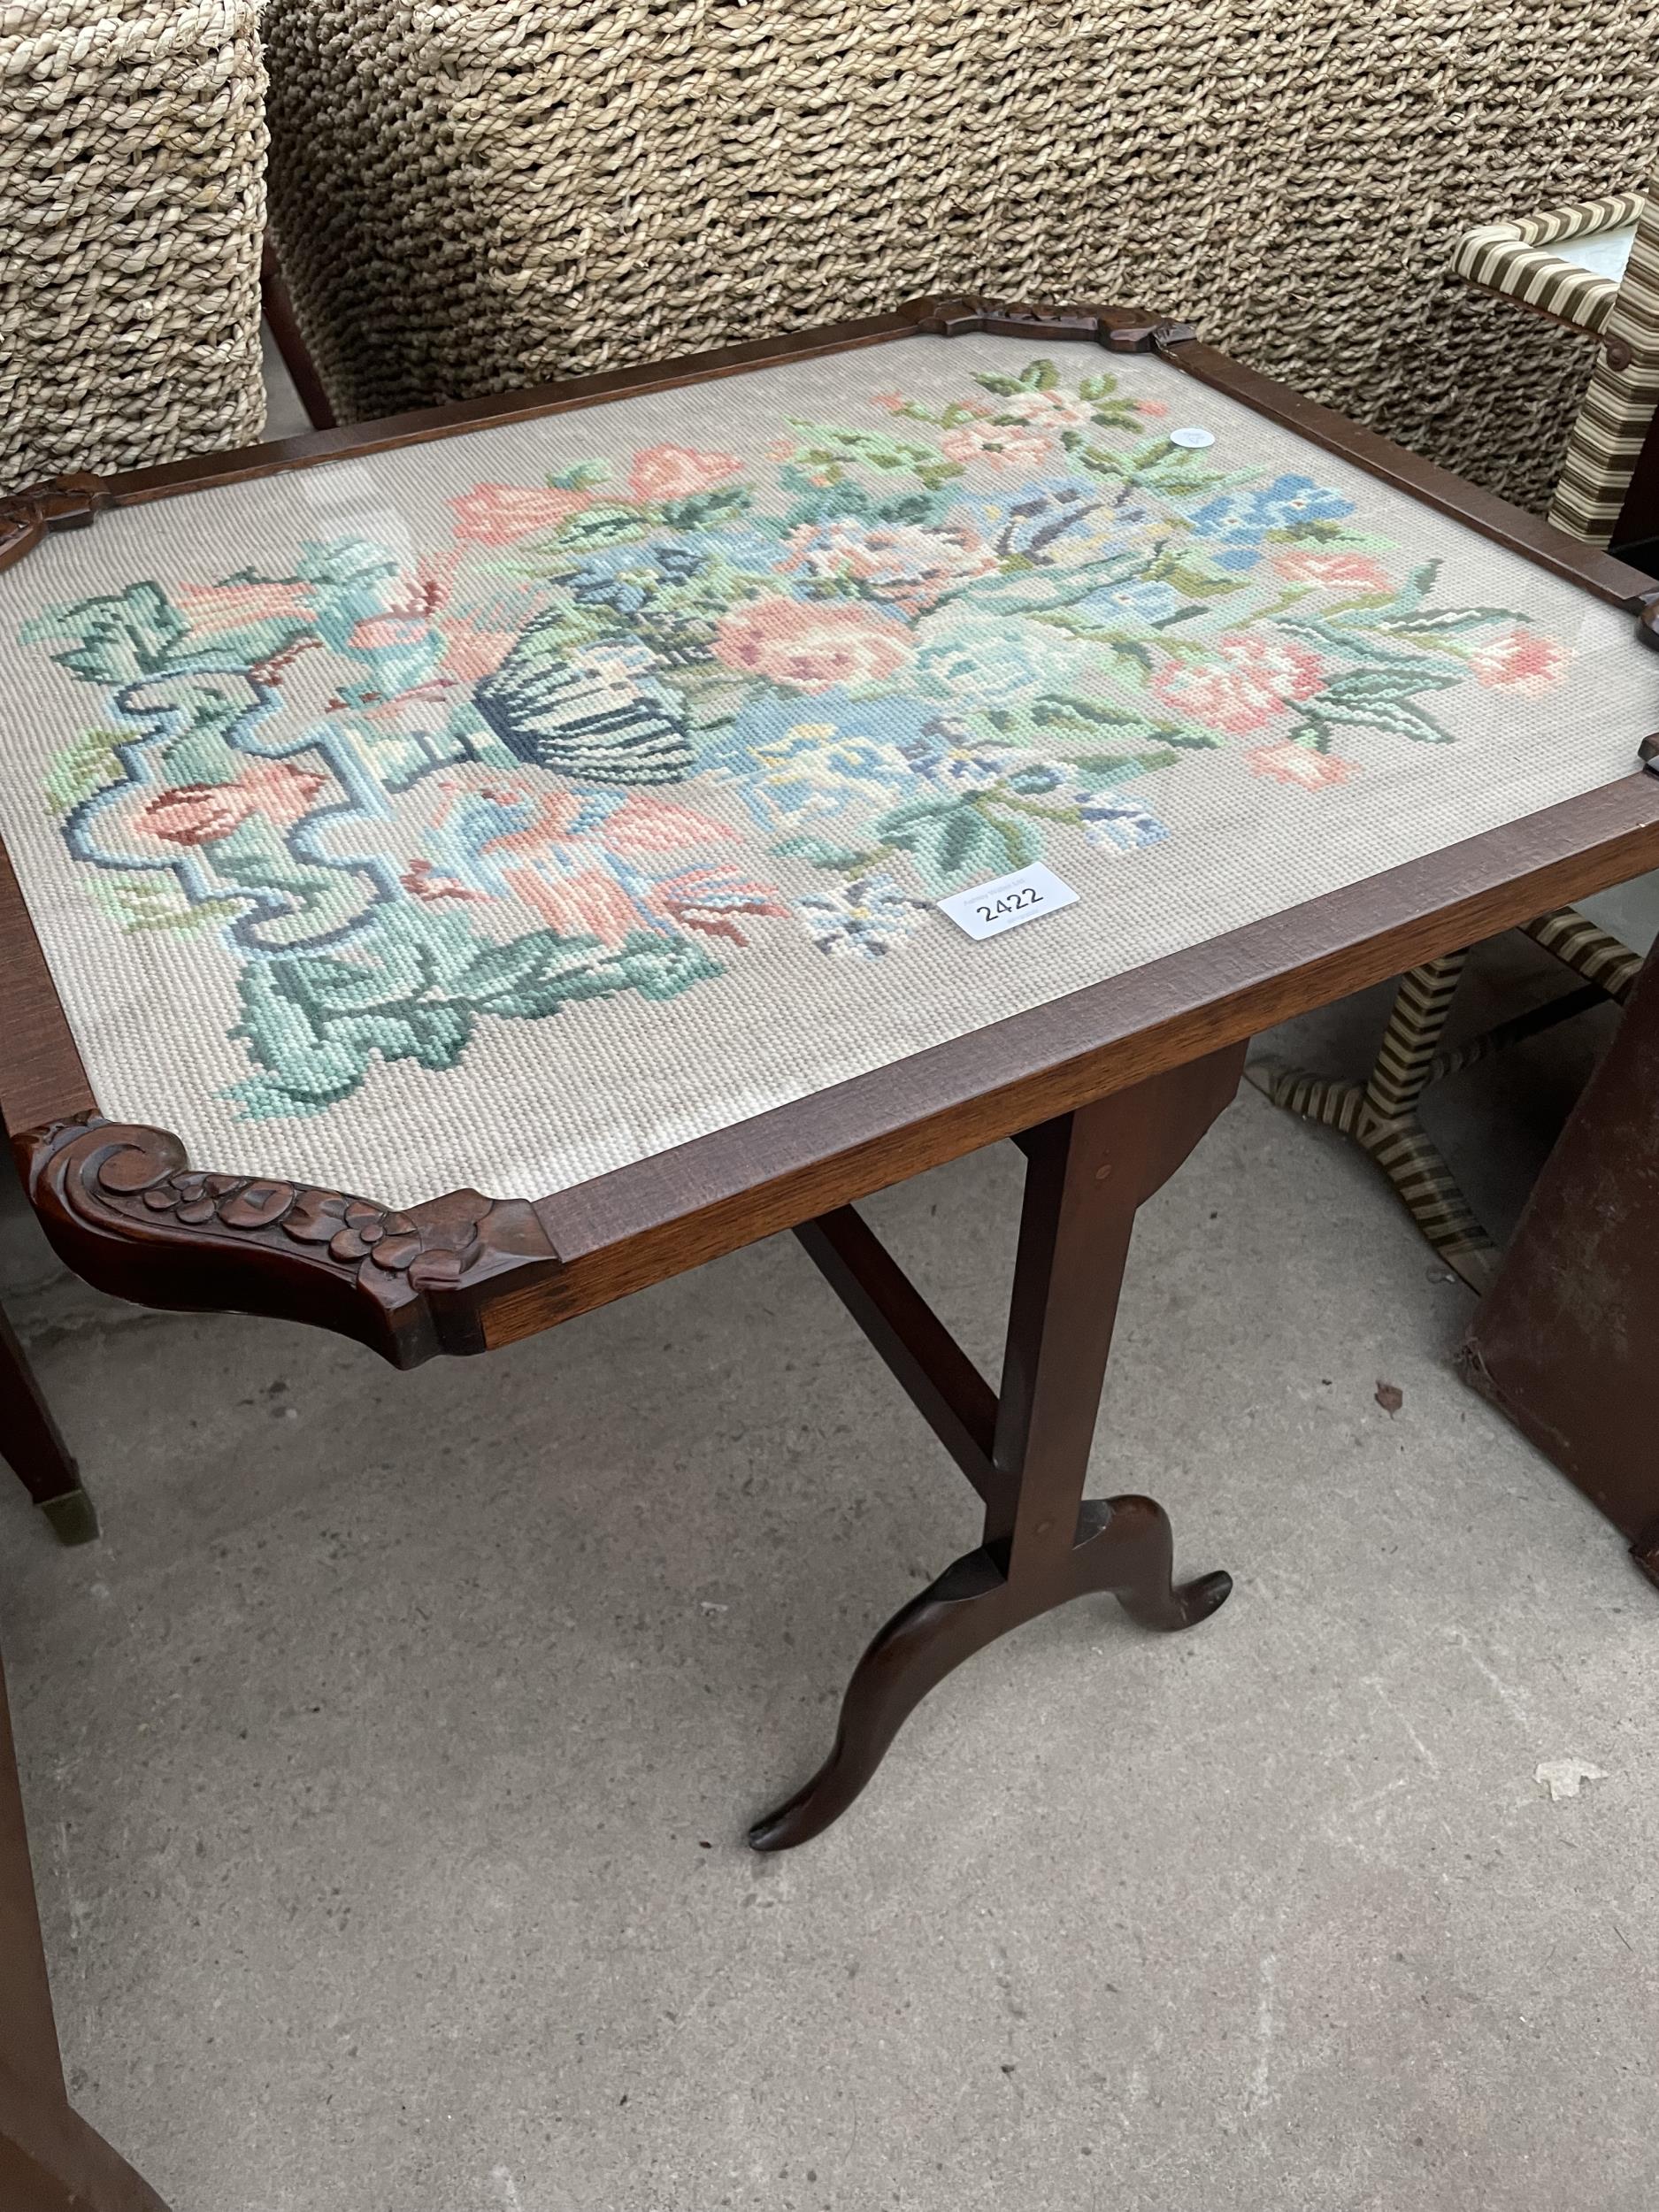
[
  {"x1": 751, "y1": 1042, "x2": 1243, "y2": 1850},
  {"x1": 1463, "y1": 935, "x2": 1659, "y2": 1586},
  {"x1": 0, "y1": 1301, "x2": 98, "y2": 1544},
  {"x1": 1, "y1": 1638, "x2": 172, "y2": 2210}
]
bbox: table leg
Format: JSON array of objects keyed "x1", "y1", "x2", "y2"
[
  {"x1": 0, "y1": 1639, "x2": 172, "y2": 2208},
  {"x1": 751, "y1": 1045, "x2": 1241, "y2": 1851},
  {"x1": 0, "y1": 1302, "x2": 98, "y2": 1544}
]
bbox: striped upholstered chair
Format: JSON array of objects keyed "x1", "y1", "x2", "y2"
[
  {"x1": 1453, "y1": 172, "x2": 1659, "y2": 549},
  {"x1": 1248, "y1": 180, "x2": 1659, "y2": 1288}
]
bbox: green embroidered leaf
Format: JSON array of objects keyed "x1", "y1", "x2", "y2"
[
  {"x1": 1016, "y1": 357, "x2": 1061, "y2": 391},
  {"x1": 783, "y1": 422, "x2": 965, "y2": 490},
  {"x1": 44, "y1": 728, "x2": 129, "y2": 815},
  {"x1": 227, "y1": 912, "x2": 721, "y2": 1118},
  {"x1": 613, "y1": 932, "x2": 723, "y2": 1001},
  {"x1": 871, "y1": 795, "x2": 1005, "y2": 888},
  {"x1": 549, "y1": 459, "x2": 612, "y2": 490},
  {"x1": 93, "y1": 872, "x2": 239, "y2": 936},
  {"x1": 1399, "y1": 558, "x2": 1443, "y2": 611},
  {"x1": 1070, "y1": 748, "x2": 1183, "y2": 788},
  {"x1": 875, "y1": 490, "x2": 949, "y2": 526},
  {"x1": 1154, "y1": 556, "x2": 1248, "y2": 600},
  {"x1": 541, "y1": 503, "x2": 652, "y2": 549},
  {"x1": 660, "y1": 487, "x2": 753, "y2": 529},
  {"x1": 1272, "y1": 616, "x2": 1429, "y2": 666},
  {"x1": 1070, "y1": 441, "x2": 1130, "y2": 481},
  {"x1": 1088, "y1": 400, "x2": 1148, "y2": 431},
  {"x1": 1295, "y1": 695, "x2": 1454, "y2": 743},
  {"x1": 917, "y1": 803, "x2": 1006, "y2": 884},
  {"x1": 972, "y1": 372, "x2": 1028, "y2": 396},
  {"x1": 26, "y1": 582, "x2": 188, "y2": 685},
  {"x1": 980, "y1": 810, "x2": 1043, "y2": 870},
  {"x1": 1362, "y1": 607, "x2": 1512, "y2": 636},
  {"x1": 457, "y1": 930, "x2": 605, "y2": 1011},
  {"x1": 772, "y1": 834, "x2": 891, "y2": 871},
  {"x1": 1028, "y1": 694, "x2": 1190, "y2": 741},
  {"x1": 1076, "y1": 373, "x2": 1118, "y2": 402},
  {"x1": 1319, "y1": 664, "x2": 1464, "y2": 704}
]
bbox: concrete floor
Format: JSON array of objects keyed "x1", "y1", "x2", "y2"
[{"x1": 4, "y1": 938, "x2": 1659, "y2": 2212}]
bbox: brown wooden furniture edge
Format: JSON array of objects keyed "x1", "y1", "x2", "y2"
[
  {"x1": 0, "y1": 1646, "x2": 173, "y2": 2210},
  {"x1": 499, "y1": 773, "x2": 1659, "y2": 1340},
  {"x1": 6, "y1": 303, "x2": 1659, "y2": 1366},
  {"x1": 12, "y1": 774, "x2": 1659, "y2": 1364}
]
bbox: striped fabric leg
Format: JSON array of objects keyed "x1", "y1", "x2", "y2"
[
  {"x1": 1520, "y1": 907, "x2": 1645, "y2": 1002},
  {"x1": 1361, "y1": 952, "x2": 1470, "y2": 1121},
  {"x1": 1248, "y1": 909, "x2": 1642, "y2": 1291},
  {"x1": 1248, "y1": 949, "x2": 1492, "y2": 1289}
]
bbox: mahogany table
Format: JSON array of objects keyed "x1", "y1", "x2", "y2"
[
  {"x1": 6, "y1": 291, "x2": 1659, "y2": 2206},
  {"x1": 4, "y1": 295, "x2": 1659, "y2": 1861}
]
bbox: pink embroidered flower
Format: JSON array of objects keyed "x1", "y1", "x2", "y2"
[
  {"x1": 348, "y1": 612, "x2": 432, "y2": 653},
  {"x1": 938, "y1": 420, "x2": 1059, "y2": 472},
  {"x1": 712, "y1": 595, "x2": 913, "y2": 692},
  {"x1": 1271, "y1": 550, "x2": 1394, "y2": 592},
  {"x1": 174, "y1": 579, "x2": 313, "y2": 632},
  {"x1": 600, "y1": 794, "x2": 740, "y2": 856},
  {"x1": 1245, "y1": 741, "x2": 1361, "y2": 790},
  {"x1": 506, "y1": 864, "x2": 644, "y2": 946},
  {"x1": 1468, "y1": 627, "x2": 1571, "y2": 694},
  {"x1": 627, "y1": 444, "x2": 744, "y2": 503},
  {"x1": 449, "y1": 483, "x2": 593, "y2": 545},
  {"x1": 139, "y1": 760, "x2": 329, "y2": 845},
  {"x1": 1148, "y1": 633, "x2": 1327, "y2": 734},
  {"x1": 401, "y1": 857, "x2": 489, "y2": 903},
  {"x1": 434, "y1": 608, "x2": 519, "y2": 682},
  {"x1": 779, "y1": 516, "x2": 999, "y2": 614},
  {"x1": 999, "y1": 390, "x2": 1092, "y2": 426},
  {"x1": 1136, "y1": 398, "x2": 1170, "y2": 419}
]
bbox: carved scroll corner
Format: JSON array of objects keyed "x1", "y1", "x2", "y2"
[
  {"x1": 27, "y1": 1114, "x2": 560, "y2": 1313},
  {"x1": 1104, "y1": 319, "x2": 1198, "y2": 356}
]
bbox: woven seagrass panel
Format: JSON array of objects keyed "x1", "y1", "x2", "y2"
[
  {"x1": 262, "y1": 0, "x2": 1659, "y2": 517},
  {"x1": 0, "y1": 335, "x2": 1652, "y2": 1208},
  {"x1": 0, "y1": 0, "x2": 267, "y2": 498}
]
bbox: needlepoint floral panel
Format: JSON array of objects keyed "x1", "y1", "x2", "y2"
[{"x1": 0, "y1": 336, "x2": 1648, "y2": 1206}]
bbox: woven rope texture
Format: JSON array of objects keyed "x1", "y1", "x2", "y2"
[
  {"x1": 0, "y1": 0, "x2": 267, "y2": 496},
  {"x1": 263, "y1": 0, "x2": 1659, "y2": 515}
]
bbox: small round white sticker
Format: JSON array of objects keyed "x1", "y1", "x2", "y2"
[{"x1": 1168, "y1": 426, "x2": 1216, "y2": 449}]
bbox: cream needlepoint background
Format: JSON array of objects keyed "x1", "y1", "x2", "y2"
[{"x1": 0, "y1": 335, "x2": 1653, "y2": 1210}]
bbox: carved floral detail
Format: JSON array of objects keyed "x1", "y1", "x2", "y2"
[{"x1": 34, "y1": 1118, "x2": 557, "y2": 1332}]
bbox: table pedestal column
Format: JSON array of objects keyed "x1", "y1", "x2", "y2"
[{"x1": 751, "y1": 1042, "x2": 1242, "y2": 1851}]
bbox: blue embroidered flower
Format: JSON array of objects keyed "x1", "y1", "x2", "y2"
[
  {"x1": 714, "y1": 688, "x2": 939, "y2": 826},
  {"x1": 567, "y1": 564, "x2": 653, "y2": 614},
  {"x1": 1004, "y1": 760, "x2": 1068, "y2": 796},
  {"x1": 911, "y1": 612, "x2": 1087, "y2": 704},
  {"x1": 1084, "y1": 578, "x2": 1184, "y2": 625},
  {"x1": 795, "y1": 874, "x2": 926, "y2": 958},
  {"x1": 654, "y1": 547, "x2": 706, "y2": 583},
  {"x1": 1244, "y1": 474, "x2": 1356, "y2": 531},
  {"x1": 1186, "y1": 474, "x2": 1356, "y2": 572},
  {"x1": 745, "y1": 724, "x2": 915, "y2": 826},
  {"x1": 1079, "y1": 794, "x2": 1169, "y2": 854}
]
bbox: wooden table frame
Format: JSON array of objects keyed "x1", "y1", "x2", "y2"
[{"x1": 6, "y1": 303, "x2": 1659, "y2": 2201}]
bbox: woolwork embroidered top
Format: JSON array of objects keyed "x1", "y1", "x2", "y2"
[{"x1": 0, "y1": 336, "x2": 1652, "y2": 1207}]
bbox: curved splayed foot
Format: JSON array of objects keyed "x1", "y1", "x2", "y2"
[
  {"x1": 749, "y1": 1548, "x2": 1017, "y2": 1852},
  {"x1": 1073, "y1": 1494, "x2": 1233, "y2": 1632}
]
